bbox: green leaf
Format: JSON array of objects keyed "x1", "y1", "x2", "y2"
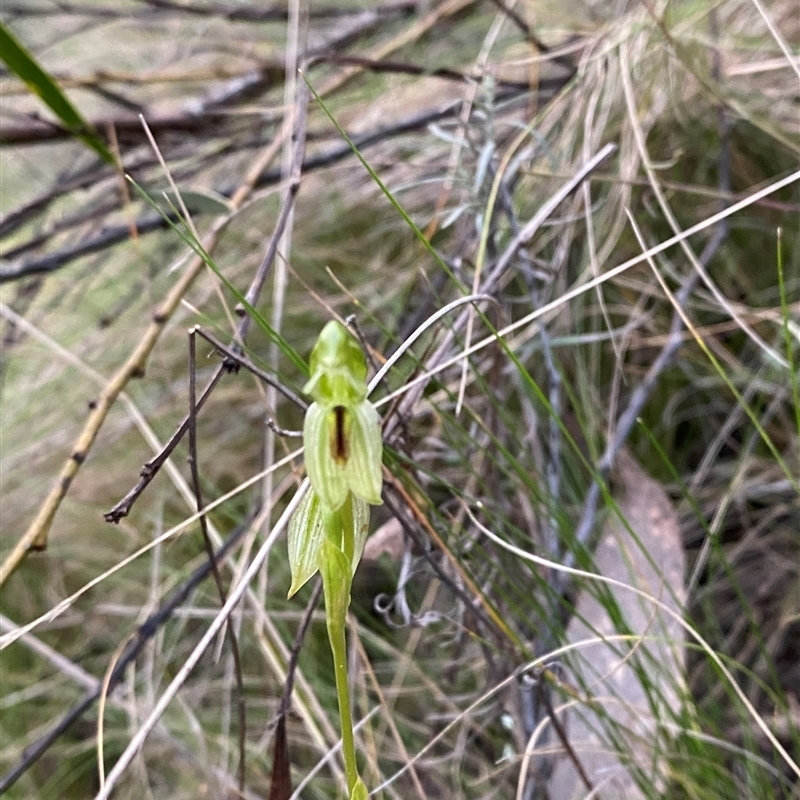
[
  {"x1": 288, "y1": 491, "x2": 370, "y2": 596},
  {"x1": 302, "y1": 76, "x2": 462, "y2": 291},
  {"x1": 0, "y1": 22, "x2": 114, "y2": 164},
  {"x1": 348, "y1": 495, "x2": 370, "y2": 580},
  {"x1": 319, "y1": 538, "x2": 351, "y2": 623},
  {"x1": 287, "y1": 488, "x2": 325, "y2": 597},
  {"x1": 349, "y1": 777, "x2": 368, "y2": 800}
]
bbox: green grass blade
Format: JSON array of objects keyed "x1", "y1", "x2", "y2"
[
  {"x1": 129, "y1": 176, "x2": 308, "y2": 376},
  {"x1": 0, "y1": 22, "x2": 113, "y2": 164},
  {"x1": 777, "y1": 229, "x2": 800, "y2": 439},
  {"x1": 302, "y1": 74, "x2": 463, "y2": 291}
]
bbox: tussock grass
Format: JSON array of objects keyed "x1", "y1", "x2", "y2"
[{"x1": 1, "y1": 1, "x2": 798, "y2": 798}]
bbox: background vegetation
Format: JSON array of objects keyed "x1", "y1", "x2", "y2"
[{"x1": 1, "y1": 1, "x2": 798, "y2": 798}]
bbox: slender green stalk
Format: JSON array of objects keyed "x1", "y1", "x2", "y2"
[
  {"x1": 321, "y1": 505, "x2": 360, "y2": 795},
  {"x1": 326, "y1": 605, "x2": 359, "y2": 794}
]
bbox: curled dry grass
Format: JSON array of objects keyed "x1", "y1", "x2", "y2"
[{"x1": 1, "y1": 0, "x2": 798, "y2": 798}]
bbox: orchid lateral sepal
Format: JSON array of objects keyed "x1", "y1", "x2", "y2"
[
  {"x1": 303, "y1": 400, "x2": 382, "y2": 512},
  {"x1": 287, "y1": 488, "x2": 369, "y2": 598}
]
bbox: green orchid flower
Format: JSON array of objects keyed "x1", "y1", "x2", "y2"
[
  {"x1": 302, "y1": 320, "x2": 383, "y2": 511},
  {"x1": 287, "y1": 320, "x2": 383, "y2": 596},
  {"x1": 287, "y1": 320, "x2": 384, "y2": 796}
]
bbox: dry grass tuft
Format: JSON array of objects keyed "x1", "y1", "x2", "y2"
[{"x1": 1, "y1": 1, "x2": 798, "y2": 798}]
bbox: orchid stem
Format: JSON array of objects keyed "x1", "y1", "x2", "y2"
[
  {"x1": 322, "y1": 504, "x2": 360, "y2": 796},
  {"x1": 326, "y1": 609, "x2": 359, "y2": 795}
]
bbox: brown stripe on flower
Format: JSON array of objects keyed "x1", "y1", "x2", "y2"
[{"x1": 331, "y1": 406, "x2": 348, "y2": 464}]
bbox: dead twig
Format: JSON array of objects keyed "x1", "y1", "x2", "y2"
[
  {"x1": 104, "y1": 82, "x2": 309, "y2": 525},
  {"x1": 187, "y1": 329, "x2": 248, "y2": 794},
  {"x1": 0, "y1": 79, "x2": 571, "y2": 285}
]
